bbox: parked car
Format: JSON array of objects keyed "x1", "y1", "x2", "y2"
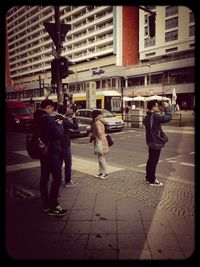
[
  {"x1": 6, "y1": 101, "x2": 33, "y2": 130},
  {"x1": 69, "y1": 118, "x2": 91, "y2": 137},
  {"x1": 75, "y1": 108, "x2": 125, "y2": 132}
]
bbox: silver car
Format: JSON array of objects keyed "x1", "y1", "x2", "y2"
[{"x1": 76, "y1": 109, "x2": 125, "y2": 132}]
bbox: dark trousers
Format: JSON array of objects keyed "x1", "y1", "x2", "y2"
[
  {"x1": 63, "y1": 146, "x2": 72, "y2": 183},
  {"x1": 40, "y1": 153, "x2": 63, "y2": 210},
  {"x1": 146, "y1": 148, "x2": 161, "y2": 183}
]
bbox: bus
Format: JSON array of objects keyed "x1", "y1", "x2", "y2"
[
  {"x1": 72, "y1": 90, "x2": 122, "y2": 113},
  {"x1": 10, "y1": 90, "x2": 122, "y2": 114}
]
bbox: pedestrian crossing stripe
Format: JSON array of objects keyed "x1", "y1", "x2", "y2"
[{"x1": 6, "y1": 151, "x2": 124, "y2": 176}]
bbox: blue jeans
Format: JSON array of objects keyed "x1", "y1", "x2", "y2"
[{"x1": 63, "y1": 146, "x2": 72, "y2": 183}]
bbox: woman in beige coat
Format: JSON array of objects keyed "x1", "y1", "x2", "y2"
[{"x1": 91, "y1": 110, "x2": 109, "y2": 179}]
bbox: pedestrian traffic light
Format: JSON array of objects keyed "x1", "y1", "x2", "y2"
[
  {"x1": 63, "y1": 93, "x2": 69, "y2": 106},
  {"x1": 148, "y1": 13, "x2": 156, "y2": 38}
]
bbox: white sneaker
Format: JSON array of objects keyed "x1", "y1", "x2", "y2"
[
  {"x1": 64, "y1": 180, "x2": 78, "y2": 188},
  {"x1": 99, "y1": 174, "x2": 108, "y2": 180},
  {"x1": 94, "y1": 173, "x2": 102, "y2": 178},
  {"x1": 149, "y1": 180, "x2": 163, "y2": 186}
]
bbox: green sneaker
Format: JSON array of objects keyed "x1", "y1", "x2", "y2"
[{"x1": 48, "y1": 204, "x2": 69, "y2": 216}]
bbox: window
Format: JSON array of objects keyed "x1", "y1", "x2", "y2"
[
  {"x1": 144, "y1": 14, "x2": 148, "y2": 24},
  {"x1": 165, "y1": 30, "x2": 178, "y2": 42},
  {"x1": 144, "y1": 26, "x2": 148, "y2": 36},
  {"x1": 144, "y1": 38, "x2": 155, "y2": 47},
  {"x1": 189, "y1": 12, "x2": 194, "y2": 23},
  {"x1": 165, "y1": 47, "x2": 178, "y2": 53},
  {"x1": 189, "y1": 25, "x2": 195, "y2": 36},
  {"x1": 165, "y1": 17, "x2": 178, "y2": 29},
  {"x1": 165, "y1": 6, "x2": 178, "y2": 17}
]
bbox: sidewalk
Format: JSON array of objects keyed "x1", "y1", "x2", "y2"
[{"x1": 6, "y1": 164, "x2": 195, "y2": 261}]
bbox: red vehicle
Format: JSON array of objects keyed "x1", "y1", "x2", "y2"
[{"x1": 6, "y1": 101, "x2": 33, "y2": 130}]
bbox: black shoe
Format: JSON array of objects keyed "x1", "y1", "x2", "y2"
[{"x1": 48, "y1": 204, "x2": 69, "y2": 216}]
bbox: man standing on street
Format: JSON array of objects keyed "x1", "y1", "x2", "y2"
[
  {"x1": 143, "y1": 100, "x2": 172, "y2": 186},
  {"x1": 56, "y1": 105, "x2": 79, "y2": 188},
  {"x1": 33, "y1": 99, "x2": 68, "y2": 216}
]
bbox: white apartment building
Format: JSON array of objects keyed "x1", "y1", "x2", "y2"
[{"x1": 6, "y1": 5, "x2": 195, "y2": 109}]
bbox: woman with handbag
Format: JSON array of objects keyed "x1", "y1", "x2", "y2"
[{"x1": 91, "y1": 110, "x2": 109, "y2": 179}]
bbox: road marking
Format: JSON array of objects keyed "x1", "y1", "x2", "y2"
[
  {"x1": 72, "y1": 156, "x2": 123, "y2": 175},
  {"x1": 7, "y1": 151, "x2": 124, "y2": 175},
  {"x1": 112, "y1": 131, "x2": 126, "y2": 135},
  {"x1": 6, "y1": 161, "x2": 40, "y2": 172},
  {"x1": 127, "y1": 130, "x2": 136, "y2": 133},
  {"x1": 137, "y1": 160, "x2": 163, "y2": 167},
  {"x1": 180, "y1": 162, "x2": 195, "y2": 167},
  {"x1": 165, "y1": 157, "x2": 177, "y2": 160},
  {"x1": 13, "y1": 150, "x2": 28, "y2": 156},
  {"x1": 137, "y1": 163, "x2": 146, "y2": 167}
]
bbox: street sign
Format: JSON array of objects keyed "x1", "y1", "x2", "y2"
[{"x1": 43, "y1": 22, "x2": 71, "y2": 46}]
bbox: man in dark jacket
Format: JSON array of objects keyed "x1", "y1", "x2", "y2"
[
  {"x1": 34, "y1": 99, "x2": 68, "y2": 216},
  {"x1": 143, "y1": 100, "x2": 172, "y2": 186},
  {"x1": 56, "y1": 105, "x2": 79, "y2": 187}
]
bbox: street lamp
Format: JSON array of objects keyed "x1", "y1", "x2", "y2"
[{"x1": 120, "y1": 77, "x2": 124, "y2": 120}]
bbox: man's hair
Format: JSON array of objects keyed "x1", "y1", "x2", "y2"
[
  {"x1": 147, "y1": 100, "x2": 158, "y2": 110},
  {"x1": 92, "y1": 110, "x2": 102, "y2": 120},
  {"x1": 58, "y1": 105, "x2": 67, "y2": 115},
  {"x1": 40, "y1": 99, "x2": 55, "y2": 109}
]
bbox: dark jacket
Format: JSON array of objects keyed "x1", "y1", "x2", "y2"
[
  {"x1": 37, "y1": 111, "x2": 65, "y2": 154},
  {"x1": 32, "y1": 109, "x2": 48, "y2": 138},
  {"x1": 55, "y1": 114, "x2": 78, "y2": 148},
  {"x1": 143, "y1": 107, "x2": 172, "y2": 145}
]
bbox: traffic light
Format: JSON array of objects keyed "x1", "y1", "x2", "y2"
[
  {"x1": 59, "y1": 57, "x2": 74, "y2": 78},
  {"x1": 148, "y1": 14, "x2": 156, "y2": 38},
  {"x1": 51, "y1": 57, "x2": 74, "y2": 82},
  {"x1": 59, "y1": 57, "x2": 68, "y2": 79},
  {"x1": 66, "y1": 59, "x2": 74, "y2": 76}
]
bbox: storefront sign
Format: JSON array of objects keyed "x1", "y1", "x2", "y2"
[{"x1": 92, "y1": 69, "x2": 105, "y2": 76}]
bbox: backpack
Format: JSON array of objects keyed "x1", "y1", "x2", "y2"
[
  {"x1": 26, "y1": 135, "x2": 41, "y2": 159},
  {"x1": 26, "y1": 114, "x2": 47, "y2": 159}
]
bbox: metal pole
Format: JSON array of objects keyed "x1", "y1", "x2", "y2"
[
  {"x1": 39, "y1": 75, "x2": 41, "y2": 97},
  {"x1": 146, "y1": 64, "x2": 151, "y2": 85},
  {"x1": 55, "y1": 6, "x2": 63, "y2": 105},
  {"x1": 121, "y1": 77, "x2": 124, "y2": 120}
]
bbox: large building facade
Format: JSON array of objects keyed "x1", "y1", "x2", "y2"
[{"x1": 6, "y1": 5, "x2": 195, "y2": 109}]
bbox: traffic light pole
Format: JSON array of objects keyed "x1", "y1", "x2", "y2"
[{"x1": 55, "y1": 6, "x2": 63, "y2": 105}]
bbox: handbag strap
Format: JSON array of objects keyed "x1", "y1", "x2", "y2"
[
  {"x1": 150, "y1": 114, "x2": 153, "y2": 132},
  {"x1": 150, "y1": 114, "x2": 162, "y2": 137}
]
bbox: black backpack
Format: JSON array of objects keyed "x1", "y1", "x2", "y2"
[
  {"x1": 26, "y1": 114, "x2": 47, "y2": 159},
  {"x1": 26, "y1": 135, "x2": 41, "y2": 159}
]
